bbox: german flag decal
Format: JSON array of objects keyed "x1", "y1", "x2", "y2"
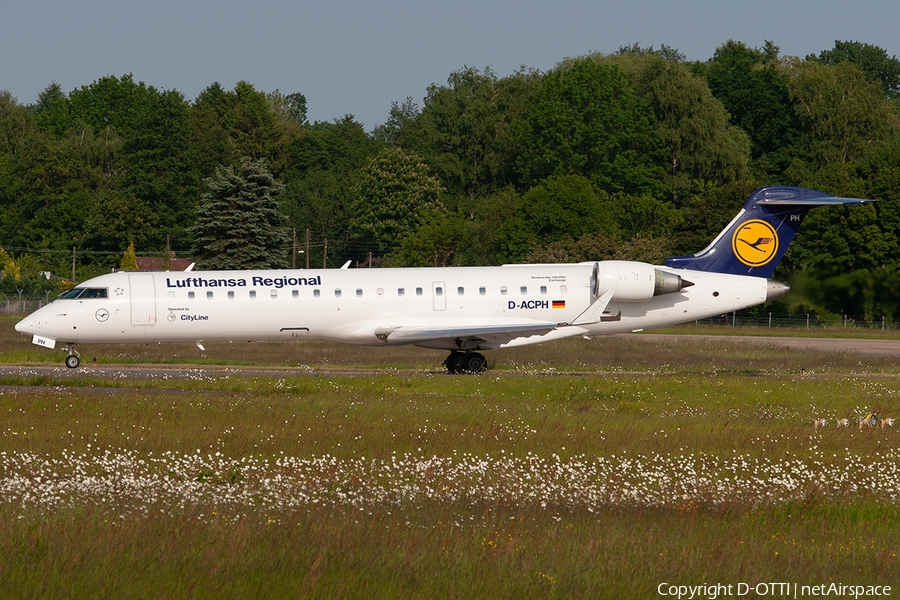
[{"x1": 552, "y1": 300, "x2": 565, "y2": 309}]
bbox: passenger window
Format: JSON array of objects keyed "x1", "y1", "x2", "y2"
[
  {"x1": 416, "y1": 287, "x2": 423, "y2": 296},
  {"x1": 356, "y1": 288, "x2": 363, "y2": 297},
  {"x1": 398, "y1": 288, "x2": 405, "y2": 297},
  {"x1": 292, "y1": 290, "x2": 299, "y2": 299},
  {"x1": 377, "y1": 288, "x2": 384, "y2": 297},
  {"x1": 227, "y1": 291, "x2": 235, "y2": 300},
  {"x1": 435, "y1": 287, "x2": 443, "y2": 296},
  {"x1": 479, "y1": 287, "x2": 486, "y2": 295},
  {"x1": 206, "y1": 291, "x2": 214, "y2": 300},
  {"x1": 540, "y1": 285, "x2": 547, "y2": 294},
  {"x1": 249, "y1": 290, "x2": 256, "y2": 299},
  {"x1": 560, "y1": 285, "x2": 567, "y2": 294},
  {"x1": 313, "y1": 289, "x2": 321, "y2": 298},
  {"x1": 270, "y1": 290, "x2": 278, "y2": 299},
  {"x1": 457, "y1": 287, "x2": 464, "y2": 296},
  {"x1": 335, "y1": 289, "x2": 342, "y2": 298},
  {"x1": 520, "y1": 286, "x2": 527, "y2": 295},
  {"x1": 188, "y1": 291, "x2": 195, "y2": 300},
  {"x1": 500, "y1": 286, "x2": 508, "y2": 295},
  {"x1": 167, "y1": 291, "x2": 175, "y2": 300}
]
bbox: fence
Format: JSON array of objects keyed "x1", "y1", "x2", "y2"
[
  {"x1": 695, "y1": 313, "x2": 899, "y2": 331},
  {"x1": 0, "y1": 295, "x2": 53, "y2": 316}
]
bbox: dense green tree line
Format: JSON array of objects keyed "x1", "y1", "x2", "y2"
[{"x1": 1, "y1": 39, "x2": 900, "y2": 318}]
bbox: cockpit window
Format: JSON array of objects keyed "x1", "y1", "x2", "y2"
[
  {"x1": 59, "y1": 288, "x2": 84, "y2": 299},
  {"x1": 80, "y1": 288, "x2": 108, "y2": 299},
  {"x1": 58, "y1": 287, "x2": 108, "y2": 299}
]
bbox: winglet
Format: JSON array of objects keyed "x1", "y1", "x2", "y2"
[{"x1": 665, "y1": 186, "x2": 872, "y2": 278}]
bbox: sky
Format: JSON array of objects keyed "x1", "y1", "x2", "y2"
[{"x1": 2, "y1": 0, "x2": 898, "y2": 130}]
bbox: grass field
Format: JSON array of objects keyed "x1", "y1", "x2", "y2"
[{"x1": 1, "y1": 319, "x2": 900, "y2": 598}]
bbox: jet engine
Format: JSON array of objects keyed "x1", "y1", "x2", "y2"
[{"x1": 595, "y1": 261, "x2": 692, "y2": 302}]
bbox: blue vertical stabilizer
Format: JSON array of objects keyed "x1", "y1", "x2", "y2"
[{"x1": 665, "y1": 187, "x2": 872, "y2": 278}]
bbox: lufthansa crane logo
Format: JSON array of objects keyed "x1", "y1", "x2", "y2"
[{"x1": 732, "y1": 220, "x2": 778, "y2": 267}]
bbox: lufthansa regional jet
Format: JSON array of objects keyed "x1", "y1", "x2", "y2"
[{"x1": 15, "y1": 187, "x2": 871, "y2": 373}]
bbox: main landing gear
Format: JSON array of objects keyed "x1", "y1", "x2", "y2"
[
  {"x1": 63, "y1": 344, "x2": 82, "y2": 369},
  {"x1": 444, "y1": 351, "x2": 487, "y2": 374}
]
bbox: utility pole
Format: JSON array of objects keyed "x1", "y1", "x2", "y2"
[
  {"x1": 305, "y1": 229, "x2": 310, "y2": 269},
  {"x1": 292, "y1": 228, "x2": 297, "y2": 269}
]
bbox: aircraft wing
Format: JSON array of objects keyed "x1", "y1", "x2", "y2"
[
  {"x1": 374, "y1": 322, "x2": 560, "y2": 347},
  {"x1": 372, "y1": 292, "x2": 616, "y2": 348}
]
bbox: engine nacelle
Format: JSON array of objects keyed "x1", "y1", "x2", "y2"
[{"x1": 596, "y1": 261, "x2": 692, "y2": 302}]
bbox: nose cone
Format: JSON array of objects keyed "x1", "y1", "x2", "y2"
[{"x1": 15, "y1": 314, "x2": 34, "y2": 336}]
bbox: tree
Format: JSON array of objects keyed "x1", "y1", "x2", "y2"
[
  {"x1": 372, "y1": 97, "x2": 420, "y2": 146},
  {"x1": 280, "y1": 116, "x2": 381, "y2": 267},
  {"x1": 609, "y1": 193, "x2": 684, "y2": 240},
  {"x1": 39, "y1": 75, "x2": 198, "y2": 250},
  {"x1": 191, "y1": 81, "x2": 289, "y2": 173},
  {"x1": 267, "y1": 89, "x2": 308, "y2": 126},
  {"x1": 785, "y1": 60, "x2": 899, "y2": 170},
  {"x1": 497, "y1": 174, "x2": 614, "y2": 262},
  {"x1": 599, "y1": 52, "x2": 750, "y2": 203},
  {"x1": 810, "y1": 40, "x2": 900, "y2": 99},
  {"x1": 704, "y1": 41, "x2": 802, "y2": 179},
  {"x1": 190, "y1": 158, "x2": 289, "y2": 270},
  {"x1": 521, "y1": 232, "x2": 616, "y2": 264},
  {"x1": 511, "y1": 58, "x2": 664, "y2": 195},
  {"x1": 119, "y1": 86, "x2": 198, "y2": 248},
  {"x1": 6, "y1": 132, "x2": 106, "y2": 273},
  {"x1": 408, "y1": 67, "x2": 539, "y2": 201},
  {"x1": 350, "y1": 147, "x2": 445, "y2": 254},
  {"x1": 32, "y1": 82, "x2": 71, "y2": 137},
  {"x1": 388, "y1": 210, "x2": 468, "y2": 267},
  {"x1": 120, "y1": 241, "x2": 138, "y2": 270},
  {"x1": 1, "y1": 92, "x2": 36, "y2": 156},
  {"x1": 0, "y1": 247, "x2": 19, "y2": 279}
]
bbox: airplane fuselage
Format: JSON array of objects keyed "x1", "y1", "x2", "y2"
[{"x1": 17, "y1": 262, "x2": 771, "y2": 352}]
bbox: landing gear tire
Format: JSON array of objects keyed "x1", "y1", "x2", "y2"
[
  {"x1": 445, "y1": 352, "x2": 467, "y2": 374},
  {"x1": 444, "y1": 351, "x2": 486, "y2": 374},
  {"x1": 464, "y1": 352, "x2": 486, "y2": 374},
  {"x1": 63, "y1": 343, "x2": 82, "y2": 369}
]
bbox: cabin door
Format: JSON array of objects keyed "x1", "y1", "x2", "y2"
[{"x1": 129, "y1": 274, "x2": 157, "y2": 325}]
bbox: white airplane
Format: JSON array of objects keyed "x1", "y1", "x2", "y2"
[{"x1": 15, "y1": 186, "x2": 870, "y2": 373}]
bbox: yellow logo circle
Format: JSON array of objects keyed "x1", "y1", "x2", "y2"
[{"x1": 732, "y1": 220, "x2": 778, "y2": 267}]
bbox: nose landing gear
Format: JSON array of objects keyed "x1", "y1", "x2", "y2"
[
  {"x1": 444, "y1": 351, "x2": 487, "y2": 374},
  {"x1": 63, "y1": 344, "x2": 82, "y2": 369}
]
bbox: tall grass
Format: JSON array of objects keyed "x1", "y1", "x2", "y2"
[{"x1": 1, "y1": 323, "x2": 900, "y2": 597}]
